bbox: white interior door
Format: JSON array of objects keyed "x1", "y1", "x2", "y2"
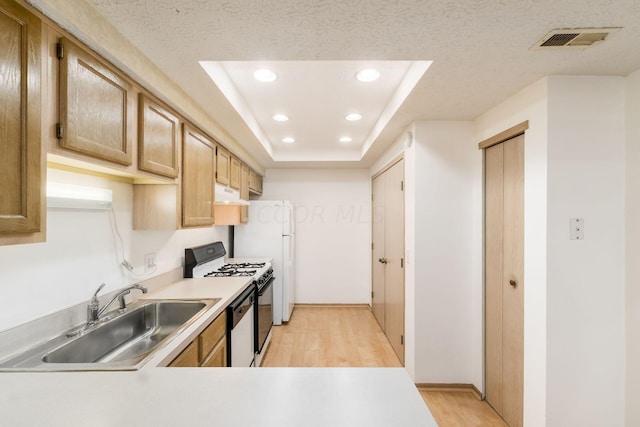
[
  {"x1": 372, "y1": 174, "x2": 386, "y2": 327},
  {"x1": 383, "y1": 160, "x2": 405, "y2": 364}
]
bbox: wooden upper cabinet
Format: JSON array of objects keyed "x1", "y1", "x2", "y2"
[
  {"x1": 240, "y1": 164, "x2": 250, "y2": 223},
  {"x1": 216, "y1": 146, "x2": 231, "y2": 186},
  {"x1": 249, "y1": 169, "x2": 263, "y2": 195},
  {"x1": 138, "y1": 94, "x2": 180, "y2": 178},
  {"x1": 58, "y1": 37, "x2": 133, "y2": 166},
  {"x1": 0, "y1": 0, "x2": 42, "y2": 234},
  {"x1": 182, "y1": 124, "x2": 215, "y2": 227},
  {"x1": 230, "y1": 156, "x2": 241, "y2": 190}
]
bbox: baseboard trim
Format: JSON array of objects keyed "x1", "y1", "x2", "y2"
[
  {"x1": 416, "y1": 383, "x2": 483, "y2": 400},
  {"x1": 293, "y1": 303, "x2": 371, "y2": 309}
]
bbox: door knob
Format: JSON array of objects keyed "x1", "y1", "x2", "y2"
[
  {"x1": 509, "y1": 280, "x2": 517, "y2": 287},
  {"x1": 378, "y1": 258, "x2": 388, "y2": 264}
]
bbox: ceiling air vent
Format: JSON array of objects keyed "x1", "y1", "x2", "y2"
[{"x1": 532, "y1": 28, "x2": 621, "y2": 50}]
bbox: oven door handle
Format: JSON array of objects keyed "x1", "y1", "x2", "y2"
[{"x1": 258, "y1": 276, "x2": 275, "y2": 296}]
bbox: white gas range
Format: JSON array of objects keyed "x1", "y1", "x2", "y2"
[{"x1": 184, "y1": 241, "x2": 274, "y2": 367}]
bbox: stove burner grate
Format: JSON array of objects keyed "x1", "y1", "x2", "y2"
[{"x1": 204, "y1": 268, "x2": 257, "y2": 278}]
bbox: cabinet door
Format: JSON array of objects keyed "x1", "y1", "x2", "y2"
[
  {"x1": 256, "y1": 174, "x2": 263, "y2": 195},
  {"x1": 201, "y1": 339, "x2": 227, "y2": 367},
  {"x1": 216, "y1": 146, "x2": 230, "y2": 186},
  {"x1": 182, "y1": 124, "x2": 215, "y2": 227},
  {"x1": 198, "y1": 312, "x2": 226, "y2": 362},
  {"x1": 58, "y1": 37, "x2": 133, "y2": 166},
  {"x1": 169, "y1": 340, "x2": 198, "y2": 367},
  {"x1": 240, "y1": 164, "x2": 250, "y2": 223},
  {"x1": 138, "y1": 94, "x2": 180, "y2": 178},
  {"x1": 0, "y1": 0, "x2": 42, "y2": 234},
  {"x1": 230, "y1": 156, "x2": 241, "y2": 190},
  {"x1": 249, "y1": 169, "x2": 263, "y2": 195}
]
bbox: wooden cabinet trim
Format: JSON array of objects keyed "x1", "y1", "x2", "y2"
[{"x1": 477, "y1": 121, "x2": 529, "y2": 150}]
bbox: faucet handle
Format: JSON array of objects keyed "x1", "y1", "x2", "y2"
[
  {"x1": 92, "y1": 283, "x2": 106, "y2": 300},
  {"x1": 87, "y1": 283, "x2": 105, "y2": 323}
]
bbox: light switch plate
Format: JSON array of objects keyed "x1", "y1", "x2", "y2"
[
  {"x1": 570, "y1": 218, "x2": 584, "y2": 240},
  {"x1": 144, "y1": 253, "x2": 156, "y2": 272}
]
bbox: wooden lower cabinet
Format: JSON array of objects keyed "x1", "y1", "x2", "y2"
[
  {"x1": 168, "y1": 311, "x2": 227, "y2": 368},
  {"x1": 168, "y1": 340, "x2": 198, "y2": 367},
  {"x1": 201, "y1": 339, "x2": 226, "y2": 367}
]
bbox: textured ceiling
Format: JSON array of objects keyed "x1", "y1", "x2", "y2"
[{"x1": 79, "y1": 0, "x2": 640, "y2": 168}]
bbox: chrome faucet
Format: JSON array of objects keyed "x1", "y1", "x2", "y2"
[{"x1": 87, "y1": 283, "x2": 148, "y2": 324}]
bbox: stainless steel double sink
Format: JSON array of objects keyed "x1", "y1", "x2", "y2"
[{"x1": 0, "y1": 298, "x2": 219, "y2": 371}]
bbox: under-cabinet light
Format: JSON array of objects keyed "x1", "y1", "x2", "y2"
[{"x1": 46, "y1": 182, "x2": 113, "y2": 210}]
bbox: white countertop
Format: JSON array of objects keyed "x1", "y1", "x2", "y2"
[
  {"x1": 0, "y1": 271, "x2": 437, "y2": 426},
  {"x1": 0, "y1": 368, "x2": 436, "y2": 426}
]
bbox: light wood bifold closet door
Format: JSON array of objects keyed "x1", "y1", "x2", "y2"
[
  {"x1": 371, "y1": 159, "x2": 405, "y2": 364},
  {"x1": 485, "y1": 134, "x2": 524, "y2": 427}
]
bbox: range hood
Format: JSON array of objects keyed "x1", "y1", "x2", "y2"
[{"x1": 215, "y1": 183, "x2": 249, "y2": 206}]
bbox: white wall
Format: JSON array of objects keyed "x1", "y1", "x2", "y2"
[
  {"x1": 626, "y1": 69, "x2": 640, "y2": 427},
  {"x1": 475, "y1": 76, "x2": 628, "y2": 426},
  {"x1": 0, "y1": 169, "x2": 228, "y2": 333},
  {"x1": 545, "y1": 76, "x2": 626, "y2": 427},
  {"x1": 260, "y1": 169, "x2": 371, "y2": 304},
  {"x1": 475, "y1": 78, "x2": 549, "y2": 425},
  {"x1": 409, "y1": 122, "x2": 481, "y2": 386}
]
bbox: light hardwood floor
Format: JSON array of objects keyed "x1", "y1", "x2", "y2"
[
  {"x1": 262, "y1": 305, "x2": 508, "y2": 427},
  {"x1": 261, "y1": 305, "x2": 401, "y2": 367}
]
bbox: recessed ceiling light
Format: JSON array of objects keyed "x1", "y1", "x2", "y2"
[
  {"x1": 273, "y1": 113, "x2": 289, "y2": 122},
  {"x1": 345, "y1": 113, "x2": 362, "y2": 121},
  {"x1": 282, "y1": 137, "x2": 295, "y2": 143},
  {"x1": 339, "y1": 136, "x2": 352, "y2": 143},
  {"x1": 253, "y1": 68, "x2": 277, "y2": 82},
  {"x1": 356, "y1": 68, "x2": 380, "y2": 82}
]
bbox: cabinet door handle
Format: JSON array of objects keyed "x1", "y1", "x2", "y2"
[
  {"x1": 378, "y1": 258, "x2": 388, "y2": 264},
  {"x1": 509, "y1": 280, "x2": 517, "y2": 287}
]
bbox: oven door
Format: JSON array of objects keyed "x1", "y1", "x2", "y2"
[{"x1": 256, "y1": 276, "x2": 274, "y2": 354}]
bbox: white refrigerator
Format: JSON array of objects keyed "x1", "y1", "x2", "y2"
[{"x1": 234, "y1": 200, "x2": 295, "y2": 325}]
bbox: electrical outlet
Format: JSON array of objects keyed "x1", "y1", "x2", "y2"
[{"x1": 144, "y1": 253, "x2": 156, "y2": 272}]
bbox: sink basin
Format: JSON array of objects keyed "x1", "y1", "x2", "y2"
[
  {"x1": 43, "y1": 300, "x2": 208, "y2": 364},
  {"x1": 0, "y1": 298, "x2": 219, "y2": 371}
]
